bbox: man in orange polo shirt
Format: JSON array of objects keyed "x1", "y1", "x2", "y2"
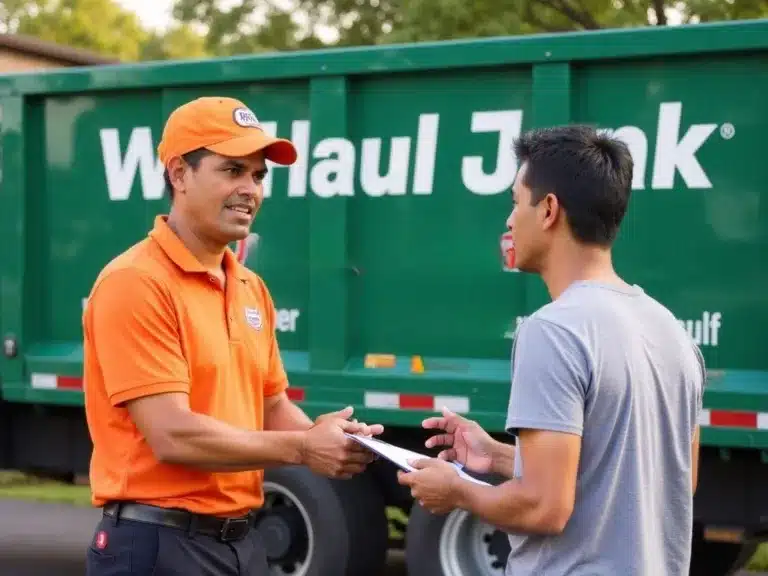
[{"x1": 82, "y1": 96, "x2": 382, "y2": 575}]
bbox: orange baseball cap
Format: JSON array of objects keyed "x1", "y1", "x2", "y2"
[{"x1": 157, "y1": 96, "x2": 298, "y2": 166}]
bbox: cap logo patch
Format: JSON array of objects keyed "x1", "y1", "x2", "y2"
[{"x1": 233, "y1": 107, "x2": 260, "y2": 128}]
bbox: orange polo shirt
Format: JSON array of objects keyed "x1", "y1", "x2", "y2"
[{"x1": 82, "y1": 215, "x2": 289, "y2": 516}]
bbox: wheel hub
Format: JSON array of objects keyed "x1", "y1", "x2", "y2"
[
  {"x1": 258, "y1": 482, "x2": 315, "y2": 576},
  {"x1": 438, "y1": 509, "x2": 510, "y2": 576},
  {"x1": 255, "y1": 509, "x2": 302, "y2": 560},
  {"x1": 485, "y1": 528, "x2": 511, "y2": 570}
]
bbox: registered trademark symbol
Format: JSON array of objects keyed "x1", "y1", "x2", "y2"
[{"x1": 720, "y1": 123, "x2": 735, "y2": 139}]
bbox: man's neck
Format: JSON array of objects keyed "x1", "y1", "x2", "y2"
[
  {"x1": 539, "y1": 242, "x2": 625, "y2": 301},
  {"x1": 166, "y1": 212, "x2": 225, "y2": 271}
]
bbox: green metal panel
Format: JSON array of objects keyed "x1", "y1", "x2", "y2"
[
  {"x1": 346, "y1": 65, "x2": 530, "y2": 360},
  {"x1": 308, "y1": 76, "x2": 349, "y2": 369},
  {"x1": 1, "y1": 20, "x2": 768, "y2": 449},
  {"x1": 0, "y1": 96, "x2": 25, "y2": 389},
  {"x1": 573, "y1": 55, "x2": 768, "y2": 372},
  {"x1": 525, "y1": 62, "x2": 572, "y2": 312}
]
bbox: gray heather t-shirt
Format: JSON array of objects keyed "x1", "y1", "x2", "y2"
[{"x1": 505, "y1": 280, "x2": 704, "y2": 576}]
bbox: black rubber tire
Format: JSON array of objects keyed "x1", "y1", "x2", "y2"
[
  {"x1": 260, "y1": 466, "x2": 350, "y2": 576},
  {"x1": 405, "y1": 504, "x2": 450, "y2": 576},
  {"x1": 405, "y1": 502, "x2": 509, "y2": 576},
  {"x1": 260, "y1": 466, "x2": 389, "y2": 576},
  {"x1": 330, "y1": 471, "x2": 390, "y2": 576}
]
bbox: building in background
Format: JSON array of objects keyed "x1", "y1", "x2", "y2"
[{"x1": 0, "y1": 34, "x2": 117, "y2": 72}]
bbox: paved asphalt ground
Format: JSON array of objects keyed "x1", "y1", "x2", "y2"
[
  {"x1": 0, "y1": 499, "x2": 407, "y2": 576},
  {"x1": 0, "y1": 499, "x2": 761, "y2": 576}
]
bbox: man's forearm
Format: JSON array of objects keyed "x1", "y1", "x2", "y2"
[
  {"x1": 265, "y1": 394, "x2": 315, "y2": 431},
  {"x1": 490, "y1": 440, "x2": 516, "y2": 478},
  {"x1": 153, "y1": 410, "x2": 306, "y2": 472},
  {"x1": 454, "y1": 479, "x2": 564, "y2": 535}
]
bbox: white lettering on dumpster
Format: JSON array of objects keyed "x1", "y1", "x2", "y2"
[
  {"x1": 601, "y1": 102, "x2": 719, "y2": 190},
  {"x1": 462, "y1": 110, "x2": 523, "y2": 196},
  {"x1": 678, "y1": 311, "x2": 722, "y2": 347},
  {"x1": 101, "y1": 127, "x2": 165, "y2": 200},
  {"x1": 100, "y1": 101, "x2": 727, "y2": 201},
  {"x1": 504, "y1": 311, "x2": 722, "y2": 347},
  {"x1": 502, "y1": 316, "x2": 529, "y2": 339},
  {"x1": 282, "y1": 113, "x2": 440, "y2": 198},
  {"x1": 275, "y1": 308, "x2": 300, "y2": 332}
]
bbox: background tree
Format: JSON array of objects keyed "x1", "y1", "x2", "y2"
[
  {"x1": 141, "y1": 24, "x2": 210, "y2": 60},
  {"x1": 14, "y1": 0, "x2": 148, "y2": 61},
  {"x1": 5, "y1": 0, "x2": 768, "y2": 62}
]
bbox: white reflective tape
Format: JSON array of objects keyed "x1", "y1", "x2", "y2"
[
  {"x1": 434, "y1": 395, "x2": 470, "y2": 414},
  {"x1": 31, "y1": 373, "x2": 57, "y2": 389},
  {"x1": 698, "y1": 409, "x2": 711, "y2": 427},
  {"x1": 758, "y1": 413, "x2": 768, "y2": 430},
  {"x1": 364, "y1": 392, "x2": 399, "y2": 409}
]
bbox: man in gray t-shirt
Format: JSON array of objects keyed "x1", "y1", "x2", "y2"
[
  {"x1": 505, "y1": 280, "x2": 704, "y2": 575},
  {"x1": 397, "y1": 124, "x2": 704, "y2": 576}
]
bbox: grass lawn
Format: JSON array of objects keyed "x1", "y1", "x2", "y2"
[
  {"x1": 0, "y1": 470, "x2": 92, "y2": 507},
  {"x1": 0, "y1": 470, "x2": 765, "y2": 570}
]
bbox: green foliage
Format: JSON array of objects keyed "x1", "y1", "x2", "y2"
[
  {"x1": 3, "y1": 0, "x2": 768, "y2": 63},
  {"x1": 140, "y1": 24, "x2": 210, "y2": 61},
  {"x1": 15, "y1": 0, "x2": 149, "y2": 61}
]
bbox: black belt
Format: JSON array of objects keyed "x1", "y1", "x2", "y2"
[{"x1": 102, "y1": 501, "x2": 255, "y2": 542}]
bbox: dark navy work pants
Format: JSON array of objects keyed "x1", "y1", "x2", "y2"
[{"x1": 85, "y1": 514, "x2": 269, "y2": 575}]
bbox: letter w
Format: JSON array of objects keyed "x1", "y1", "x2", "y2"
[{"x1": 100, "y1": 127, "x2": 165, "y2": 201}]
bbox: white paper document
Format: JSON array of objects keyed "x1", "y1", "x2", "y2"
[{"x1": 346, "y1": 433, "x2": 491, "y2": 486}]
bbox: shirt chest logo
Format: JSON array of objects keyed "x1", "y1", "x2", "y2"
[{"x1": 244, "y1": 307, "x2": 263, "y2": 330}]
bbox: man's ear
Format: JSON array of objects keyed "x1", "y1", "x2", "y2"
[
  {"x1": 167, "y1": 156, "x2": 187, "y2": 195},
  {"x1": 541, "y1": 193, "x2": 560, "y2": 230}
]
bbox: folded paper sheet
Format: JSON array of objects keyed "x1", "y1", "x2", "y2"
[{"x1": 346, "y1": 433, "x2": 491, "y2": 486}]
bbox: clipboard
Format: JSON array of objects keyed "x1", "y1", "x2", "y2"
[{"x1": 346, "y1": 433, "x2": 490, "y2": 486}]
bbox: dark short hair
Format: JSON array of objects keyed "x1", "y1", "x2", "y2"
[
  {"x1": 513, "y1": 125, "x2": 634, "y2": 246},
  {"x1": 163, "y1": 148, "x2": 214, "y2": 200}
]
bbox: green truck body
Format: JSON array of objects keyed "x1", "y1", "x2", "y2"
[{"x1": 1, "y1": 19, "x2": 767, "y2": 576}]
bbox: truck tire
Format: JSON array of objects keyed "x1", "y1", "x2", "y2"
[
  {"x1": 257, "y1": 466, "x2": 388, "y2": 576},
  {"x1": 405, "y1": 503, "x2": 510, "y2": 576},
  {"x1": 331, "y1": 470, "x2": 390, "y2": 576}
]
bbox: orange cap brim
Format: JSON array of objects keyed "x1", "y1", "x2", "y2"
[{"x1": 207, "y1": 133, "x2": 298, "y2": 166}]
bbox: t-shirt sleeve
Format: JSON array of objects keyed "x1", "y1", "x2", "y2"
[
  {"x1": 85, "y1": 268, "x2": 190, "y2": 407},
  {"x1": 505, "y1": 316, "x2": 590, "y2": 438},
  {"x1": 691, "y1": 342, "x2": 706, "y2": 434},
  {"x1": 259, "y1": 281, "x2": 289, "y2": 398}
]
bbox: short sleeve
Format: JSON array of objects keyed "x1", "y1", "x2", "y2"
[
  {"x1": 259, "y1": 281, "x2": 289, "y2": 397},
  {"x1": 691, "y1": 342, "x2": 706, "y2": 434},
  {"x1": 505, "y1": 316, "x2": 590, "y2": 438},
  {"x1": 84, "y1": 268, "x2": 190, "y2": 407}
]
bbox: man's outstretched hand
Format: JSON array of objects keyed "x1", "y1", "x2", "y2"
[
  {"x1": 300, "y1": 407, "x2": 383, "y2": 479},
  {"x1": 422, "y1": 406, "x2": 498, "y2": 474}
]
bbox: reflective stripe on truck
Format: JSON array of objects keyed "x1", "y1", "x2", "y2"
[
  {"x1": 698, "y1": 409, "x2": 768, "y2": 430},
  {"x1": 28, "y1": 372, "x2": 768, "y2": 430},
  {"x1": 364, "y1": 392, "x2": 470, "y2": 414},
  {"x1": 29, "y1": 372, "x2": 305, "y2": 402}
]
